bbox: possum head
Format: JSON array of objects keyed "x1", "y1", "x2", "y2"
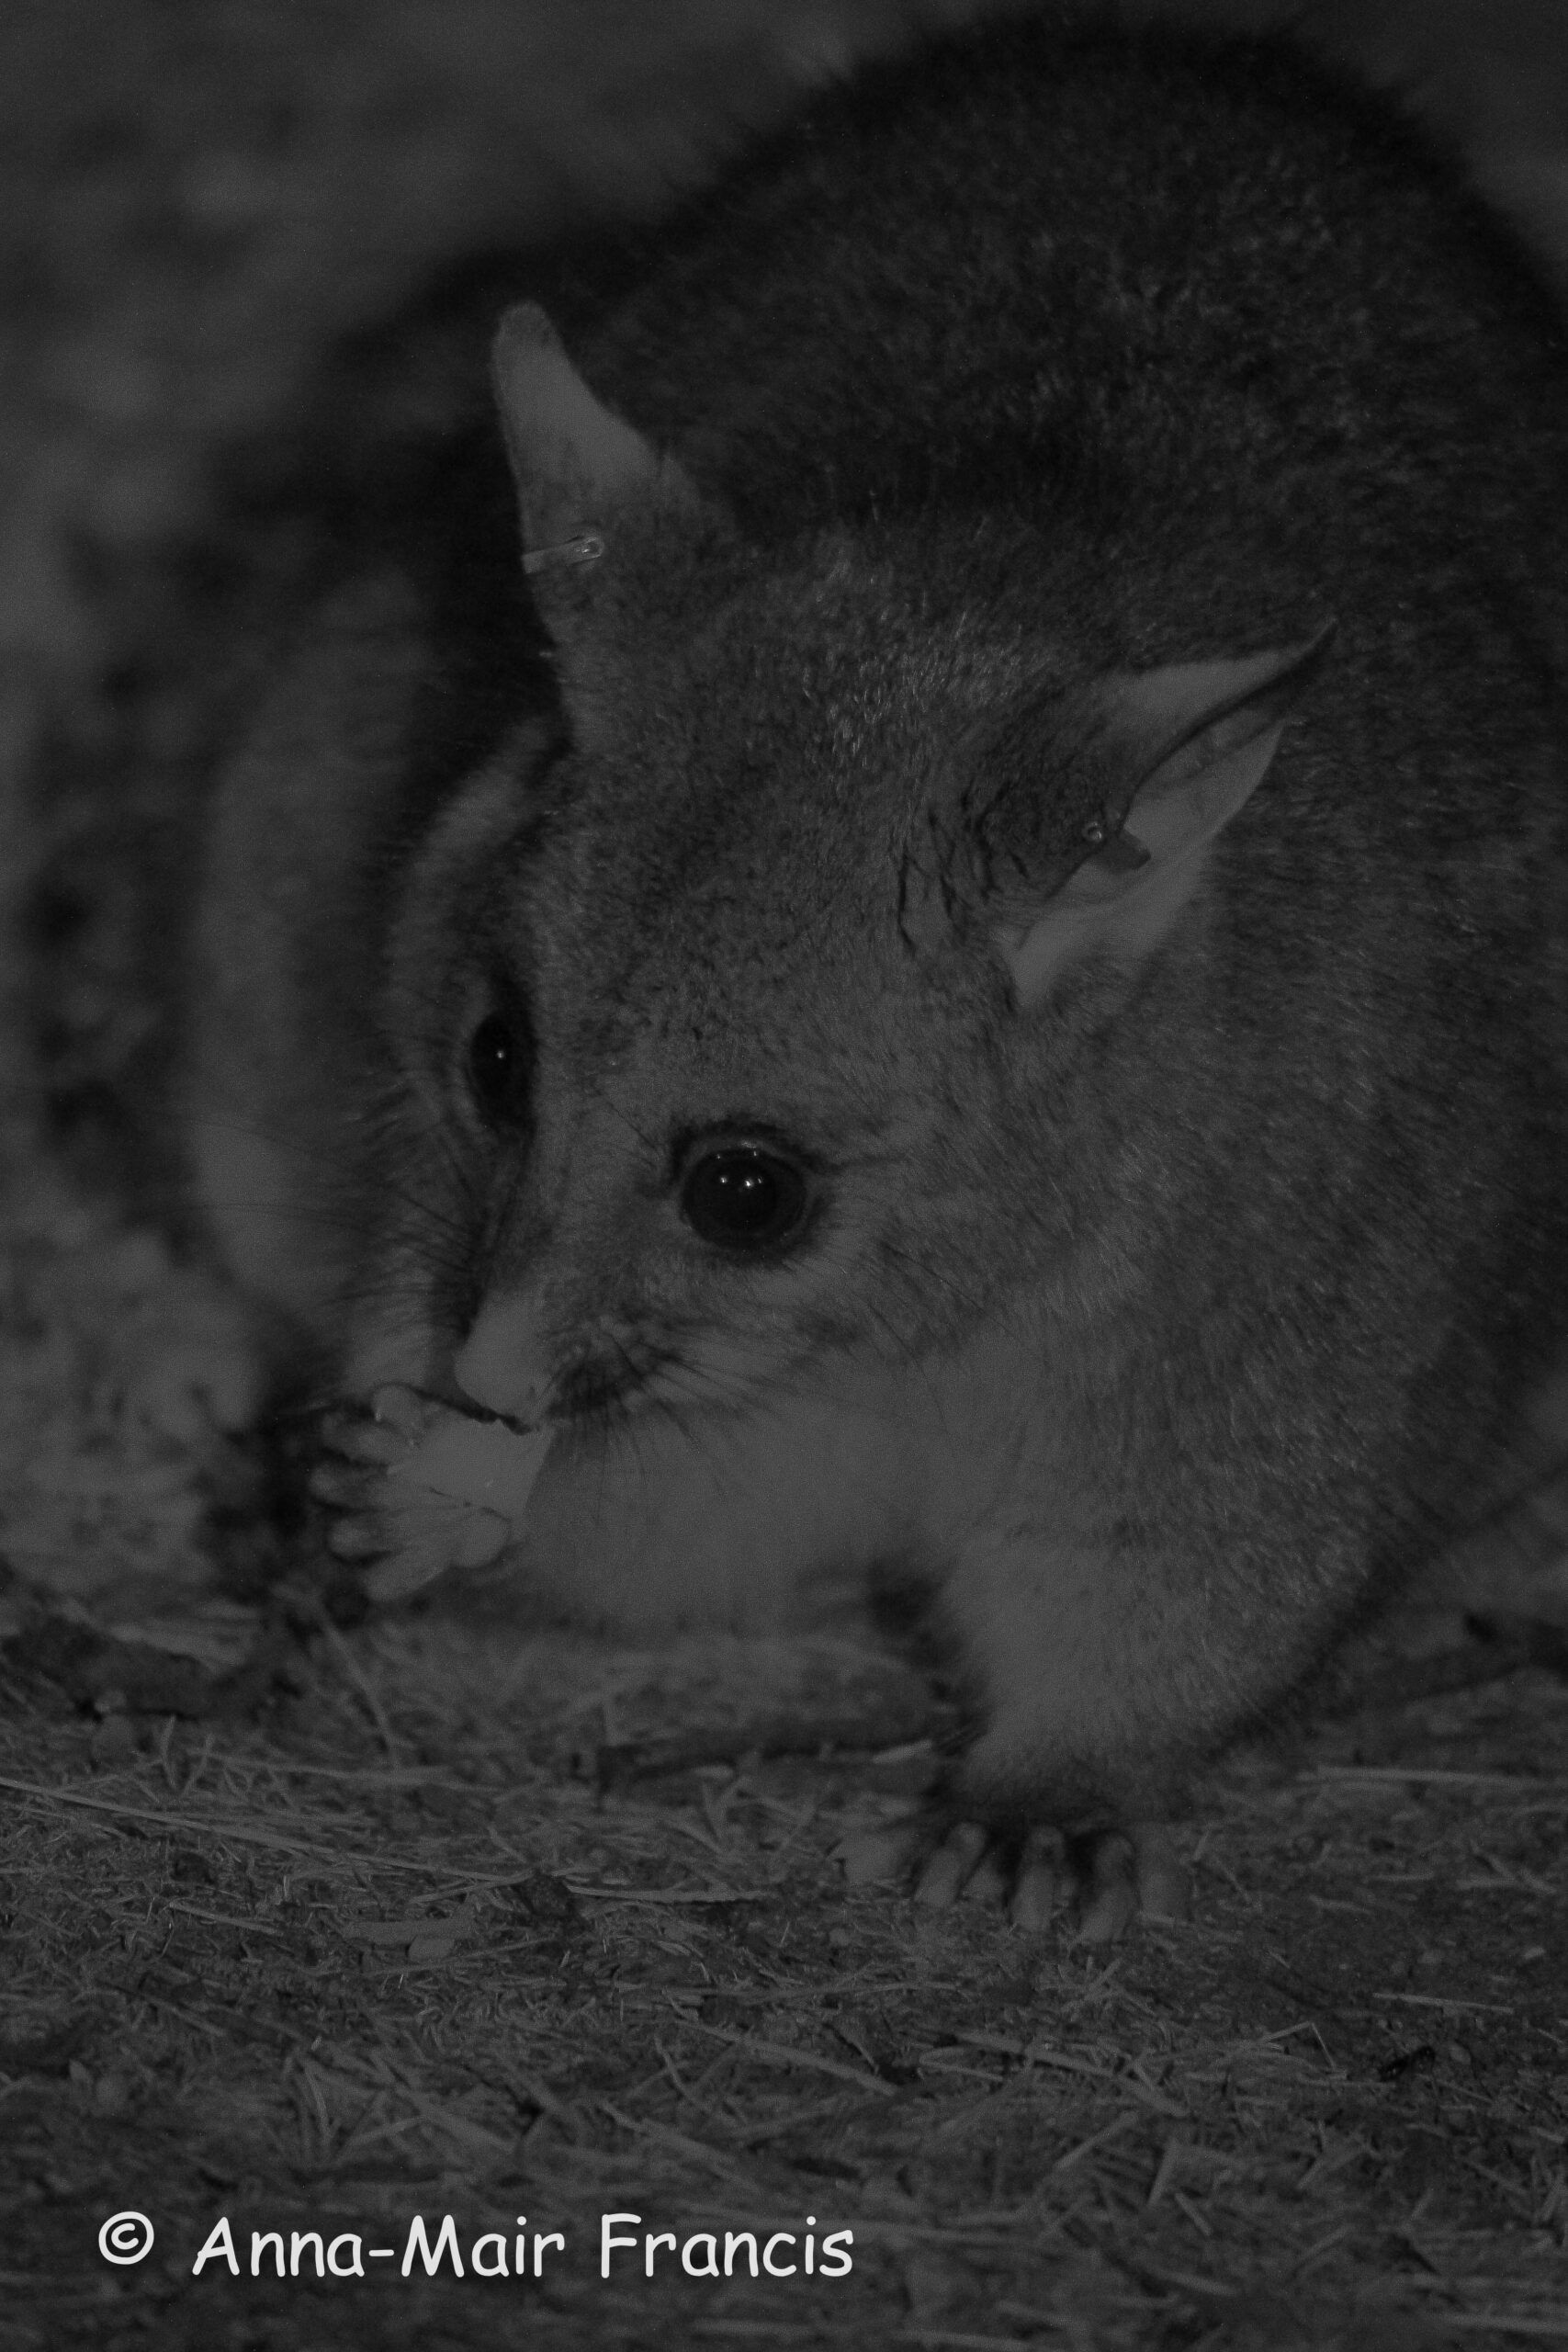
[{"x1": 352, "y1": 304, "x2": 1331, "y2": 1437}]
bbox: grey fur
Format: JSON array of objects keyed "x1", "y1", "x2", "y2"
[{"x1": 186, "y1": 17, "x2": 1568, "y2": 1840}]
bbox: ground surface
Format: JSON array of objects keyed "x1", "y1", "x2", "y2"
[
  {"x1": 2, "y1": 3, "x2": 1567, "y2": 2346},
  {"x1": 2, "y1": 1620, "x2": 1566, "y2": 2350}
]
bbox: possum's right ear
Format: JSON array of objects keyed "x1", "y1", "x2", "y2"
[
  {"x1": 491, "y1": 304, "x2": 704, "y2": 595},
  {"x1": 990, "y1": 626, "x2": 1336, "y2": 1008}
]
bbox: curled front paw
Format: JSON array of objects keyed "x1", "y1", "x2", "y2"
[
  {"x1": 837, "y1": 1813, "x2": 1188, "y2": 1941},
  {"x1": 311, "y1": 1385, "x2": 551, "y2": 1600}
]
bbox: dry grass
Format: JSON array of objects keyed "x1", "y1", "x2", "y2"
[{"x1": 1, "y1": 1600, "x2": 1565, "y2": 2348}]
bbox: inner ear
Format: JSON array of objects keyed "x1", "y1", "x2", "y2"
[
  {"x1": 491, "y1": 303, "x2": 702, "y2": 570},
  {"x1": 994, "y1": 623, "x2": 1336, "y2": 1008}
]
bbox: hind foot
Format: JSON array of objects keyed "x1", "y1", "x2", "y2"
[{"x1": 838, "y1": 1814, "x2": 1188, "y2": 1941}]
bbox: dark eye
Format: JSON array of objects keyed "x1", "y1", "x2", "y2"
[
  {"x1": 466, "y1": 1011, "x2": 524, "y2": 1122},
  {"x1": 680, "y1": 1146, "x2": 811, "y2": 1253}
]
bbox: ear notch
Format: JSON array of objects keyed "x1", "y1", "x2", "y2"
[
  {"x1": 491, "y1": 303, "x2": 703, "y2": 581},
  {"x1": 995, "y1": 621, "x2": 1336, "y2": 1010}
]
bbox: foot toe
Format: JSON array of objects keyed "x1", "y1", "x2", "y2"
[
  {"x1": 913, "y1": 1820, "x2": 990, "y2": 1908},
  {"x1": 318, "y1": 1410, "x2": 407, "y2": 1468},
  {"x1": 325, "y1": 1511, "x2": 389, "y2": 1563},
  {"x1": 1131, "y1": 1822, "x2": 1190, "y2": 1922},
  {"x1": 368, "y1": 1383, "x2": 444, "y2": 1441},
  {"x1": 835, "y1": 1820, "x2": 927, "y2": 1887},
  {"x1": 363, "y1": 1537, "x2": 462, "y2": 1602},
  {"x1": 960, "y1": 1847, "x2": 1011, "y2": 1905},
  {"x1": 451, "y1": 1507, "x2": 511, "y2": 1570},
  {"x1": 1077, "y1": 1832, "x2": 1140, "y2": 1944},
  {"x1": 309, "y1": 1459, "x2": 379, "y2": 1508},
  {"x1": 1007, "y1": 1826, "x2": 1066, "y2": 1930},
  {"x1": 836, "y1": 1804, "x2": 1183, "y2": 1942}
]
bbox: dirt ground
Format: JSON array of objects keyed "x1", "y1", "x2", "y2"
[{"x1": 2, "y1": 4, "x2": 1566, "y2": 2346}]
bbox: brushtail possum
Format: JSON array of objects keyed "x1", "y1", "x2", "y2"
[{"x1": 185, "y1": 17, "x2": 1568, "y2": 1930}]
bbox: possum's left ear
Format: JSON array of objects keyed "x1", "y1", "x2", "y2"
[
  {"x1": 491, "y1": 303, "x2": 705, "y2": 596},
  {"x1": 992, "y1": 625, "x2": 1336, "y2": 1009}
]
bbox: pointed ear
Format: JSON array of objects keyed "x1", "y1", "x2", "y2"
[
  {"x1": 491, "y1": 303, "x2": 702, "y2": 577},
  {"x1": 994, "y1": 624, "x2": 1335, "y2": 1009}
]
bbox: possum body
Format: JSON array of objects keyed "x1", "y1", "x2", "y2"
[{"x1": 186, "y1": 18, "x2": 1568, "y2": 1914}]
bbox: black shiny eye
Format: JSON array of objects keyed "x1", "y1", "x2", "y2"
[
  {"x1": 466, "y1": 1011, "x2": 524, "y2": 1121},
  {"x1": 680, "y1": 1146, "x2": 810, "y2": 1253}
]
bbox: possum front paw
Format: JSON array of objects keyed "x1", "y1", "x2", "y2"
[
  {"x1": 310, "y1": 1385, "x2": 551, "y2": 1601},
  {"x1": 837, "y1": 1814, "x2": 1189, "y2": 1942}
]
